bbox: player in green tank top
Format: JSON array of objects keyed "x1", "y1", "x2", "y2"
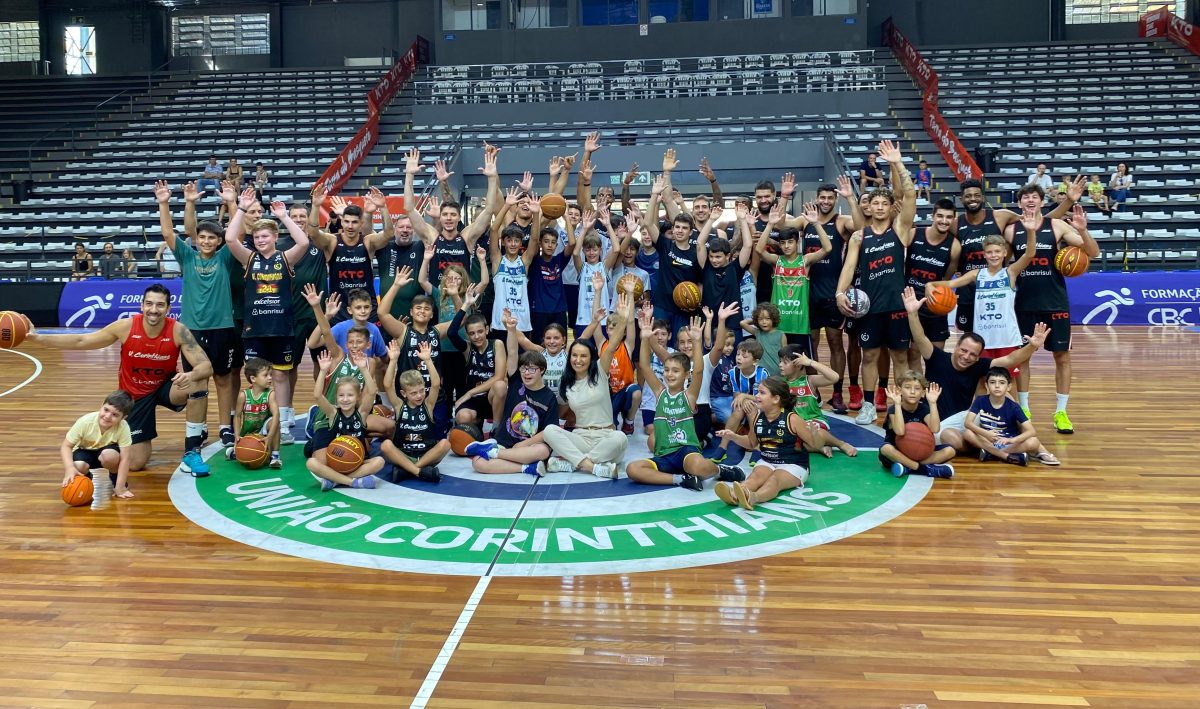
[
  {"x1": 778, "y1": 345, "x2": 858, "y2": 459},
  {"x1": 754, "y1": 203, "x2": 831, "y2": 338},
  {"x1": 227, "y1": 358, "x2": 281, "y2": 468},
  {"x1": 628, "y1": 307, "x2": 743, "y2": 491}
]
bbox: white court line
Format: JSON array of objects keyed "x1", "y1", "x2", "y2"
[
  {"x1": 0, "y1": 348, "x2": 43, "y2": 397},
  {"x1": 410, "y1": 575, "x2": 492, "y2": 709}
]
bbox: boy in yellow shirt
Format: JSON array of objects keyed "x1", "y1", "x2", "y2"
[{"x1": 61, "y1": 391, "x2": 135, "y2": 499}]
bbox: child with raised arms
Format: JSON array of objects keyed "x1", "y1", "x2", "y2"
[
  {"x1": 307, "y1": 349, "x2": 385, "y2": 491},
  {"x1": 878, "y1": 370, "x2": 956, "y2": 479}
]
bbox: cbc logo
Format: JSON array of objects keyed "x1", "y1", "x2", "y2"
[{"x1": 1148, "y1": 308, "x2": 1195, "y2": 325}]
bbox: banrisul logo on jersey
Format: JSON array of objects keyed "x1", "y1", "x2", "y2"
[{"x1": 171, "y1": 424, "x2": 930, "y2": 576}]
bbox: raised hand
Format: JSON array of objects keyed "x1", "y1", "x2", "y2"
[
  {"x1": 836, "y1": 174, "x2": 854, "y2": 199},
  {"x1": 311, "y1": 181, "x2": 327, "y2": 208},
  {"x1": 926, "y1": 381, "x2": 942, "y2": 403},
  {"x1": 885, "y1": 384, "x2": 902, "y2": 405},
  {"x1": 502, "y1": 308, "x2": 518, "y2": 330},
  {"x1": 221, "y1": 180, "x2": 237, "y2": 205},
  {"x1": 463, "y1": 283, "x2": 482, "y2": 309},
  {"x1": 479, "y1": 149, "x2": 498, "y2": 178},
  {"x1": 638, "y1": 308, "x2": 654, "y2": 336},
  {"x1": 527, "y1": 193, "x2": 542, "y2": 215},
  {"x1": 1067, "y1": 174, "x2": 1087, "y2": 202},
  {"x1": 504, "y1": 185, "x2": 521, "y2": 206},
  {"x1": 405, "y1": 148, "x2": 422, "y2": 175},
  {"x1": 877, "y1": 139, "x2": 902, "y2": 164},
  {"x1": 316, "y1": 349, "x2": 333, "y2": 372},
  {"x1": 366, "y1": 186, "x2": 388, "y2": 211},
  {"x1": 475, "y1": 244, "x2": 487, "y2": 261},
  {"x1": 735, "y1": 200, "x2": 750, "y2": 220},
  {"x1": 901, "y1": 286, "x2": 925, "y2": 314},
  {"x1": 578, "y1": 159, "x2": 594, "y2": 184},
  {"x1": 590, "y1": 269, "x2": 605, "y2": 297},
  {"x1": 699, "y1": 157, "x2": 715, "y2": 182},
  {"x1": 802, "y1": 201, "x2": 819, "y2": 223},
  {"x1": 717, "y1": 301, "x2": 740, "y2": 320},
  {"x1": 623, "y1": 162, "x2": 641, "y2": 186},
  {"x1": 650, "y1": 174, "x2": 664, "y2": 196},
  {"x1": 387, "y1": 338, "x2": 402, "y2": 361},
  {"x1": 584, "y1": 131, "x2": 601, "y2": 154},
  {"x1": 548, "y1": 155, "x2": 563, "y2": 179},
  {"x1": 153, "y1": 180, "x2": 171, "y2": 204},
  {"x1": 394, "y1": 265, "x2": 414, "y2": 290},
  {"x1": 270, "y1": 201, "x2": 287, "y2": 219},
  {"x1": 325, "y1": 291, "x2": 342, "y2": 317},
  {"x1": 781, "y1": 172, "x2": 796, "y2": 199},
  {"x1": 238, "y1": 186, "x2": 257, "y2": 210},
  {"x1": 1029, "y1": 322, "x2": 1049, "y2": 349},
  {"x1": 349, "y1": 349, "x2": 369, "y2": 371},
  {"x1": 434, "y1": 158, "x2": 454, "y2": 182},
  {"x1": 1071, "y1": 202, "x2": 1088, "y2": 229},
  {"x1": 425, "y1": 196, "x2": 442, "y2": 220},
  {"x1": 482, "y1": 141, "x2": 501, "y2": 159},
  {"x1": 183, "y1": 181, "x2": 201, "y2": 203},
  {"x1": 301, "y1": 283, "x2": 323, "y2": 307},
  {"x1": 579, "y1": 209, "x2": 596, "y2": 228},
  {"x1": 662, "y1": 148, "x2": 679, "y2": 173},
  {"x1": 416, "y1": 340, "x2": 434, "y2": 362},
  {"x1": 517, "y1": 171, "x2": 533, "y2": 193},
  {"x1": 562, "y1": 152, "x2": 578, "y2": 171},
  {"x1": 687, "y1": 315, "x2": 703, "y2": 342},
  {"x1": 766, "y1": 199, "x2": 787, "y2": 226},
  {"x1": 708, "y1": 204, "x2": 724, "y2": 224}
]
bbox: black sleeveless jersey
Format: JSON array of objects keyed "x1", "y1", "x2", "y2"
[
  {"x1": 394, "y1": 402, "x2": 433, "y2": 456},
  {"x1": 396, "y1": 325, "x2": 444, "y2": 400},
  {"x1": 466, "y1": 340, "x2": 497, "y2": 388},
  {"x1": 330, "y1": 409, "x2": 366, "y2": 442},
  {"x1": 802, "y1": 213, "x2": 846, "y2": 300},
  {"x1": 755, "y1": 411, "x2": 809, "y2": 468},
  {"x1": 906, "y1": 227, "x2": 954, "y2": 316},
  {"x1": 955, "y1": 209, "x2": 1000, "y2": 299},
  {"x1": 243, "y1": 249, "x2": 294, "y2": 337},
  {"x1": 1013, "y1": 217, "x2": 1068, "y2": 312},
  {"x1": 432, "y1": 235, "x2": 470, "y2": 286},
  {"x1": 328, "y1": 236, "x2": 376, "y2": 321},
  {"x1": 857, "y1": 225, "x2": 906, "y2": 314}
]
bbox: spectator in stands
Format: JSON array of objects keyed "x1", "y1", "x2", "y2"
[
  {"x1": 914, "y1": 160, "x2": 933, "y2": 203},
  {"x1": 155, "y1": 242, "x2": 181, "y2": 278},
  {"x1": 1109, "y1": 163, "x2": 1133, "y2": 210},
  {"x1": 1088, "y1": 174, "x2": 1112, "y2": 213},
  {"x1": 71, "y1": 243, "x2": 92, "y2": 281},
  {"x1": 1026, "y1": 163, "x2": 1053, "y2": 192},
  {"x1": 198, "y1": 156, "x2": 223, "y2": 195},
  {"x1": 226, "y1": 158, "x2": 244, "y2": 189},
  {"x1": 121, "y1": 248, "x2": 137, "y2": 276},
  {"x1": 859, "y1": 152, "x2": 885, "y2": 193},
  {"x1": 254, "y1": 162, "x2": 269, "y2": 203},
  {"x1": 98, "y1": 242, "x2": 122, "y2": 280}
]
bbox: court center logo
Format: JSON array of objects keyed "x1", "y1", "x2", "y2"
[{"x1": 170, "y1": 424, "x2": 930, "y2": 576}]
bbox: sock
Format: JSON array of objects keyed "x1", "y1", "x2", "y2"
[
  {"x1": 1055, "y1": 393, "x2": 1069, "y2": 412},
  {"x1": 271, "y1": 450, "x2": 280, "y2": 457},
  {"x1": 850, "y1": 376, "x2": 859, "y2": 387},
  {"x1": 280, "y1": 407, "x2": 295, "y2": 430},
  {"x1": 185, "y1": 421, "x2": 206, "y2": 452},
  {"x1": 878, "y1": 377, "x2": 888, "y2": 390},
  {"x1": 915, "y1": 463, "x2": 929, "y2": 476},
  {"x1": 1018, "y1": 391, "x2": 1030, "y2": 409},
  {"x1": 672, "y1": 474, "x2": 685, "y2": 485},
  {"x1": 833, "y1": 383, "x2": 843, "y2": 394}
]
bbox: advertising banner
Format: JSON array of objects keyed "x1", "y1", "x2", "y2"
[
  {"x1": 1069, "y1": 270, "x2": 1200, "y2": 326},
  {"x1": 1139, "y1": 6, "x2": 1169, "y2": 37},
  {"x1": 58, "y1": 279, "x2": 184, "y2": 328}
]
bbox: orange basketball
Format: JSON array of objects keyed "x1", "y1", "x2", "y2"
[
  {"x1": 896, "y1": 422, "x2": 936, "y2": 463},
  {"x1": 372, "y1": 404, "x2": 395, "y2": 420},
  {"x1": 672, "y1": 281, "x2": 701, "y2": 311},
  {"x1": 540, "y1": 192, "x2": 567, "y2": 220},
  {"x1": 926, "y1": 284, "x2": 958, "y2": 316},
  {"x1": 326, "y1": 435, "x2": 365, "y2": 474},
  {"x1": 0, "y1": 310, "x2": 29, "y2": 349},
  {"x1": 448, "y1": 424, "x2": 484, "y2": 457},
  {"x1": 1055, "y1": 245, "x2": 1090, "y2": 277},
  {"x1": 616, "y1": 273, "x2": 645, "y2": 302},
  {"x1": 62, "y1": 475, "x2": 94, "y2": 507},
  {"x1": 235, "y1": 434, "x2": 270, "y2": 469}
]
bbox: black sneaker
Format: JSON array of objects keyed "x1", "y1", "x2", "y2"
[
  {"x1": 717, "y1": 464, "x2": 745, "y2": 483},
  {"x1": 925, "y1": 463, "x2": 955, "y2": 479},
  {"x1": 676, "y1": 474, "x2": 704, "y2": 492},
  {"x1": 418, "y1": 466, "x2": 442, "y2": 483},
  {"x1": 1005, "y1": 453, "x2": 1028, "y2": 467},
  {"x1": 219, "y1": 428, "x2": 235, "y2": 447}
]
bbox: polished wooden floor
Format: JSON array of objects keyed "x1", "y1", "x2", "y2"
[{"x1": 1, "y1": 327, "x2": 1198, "y2": 708}]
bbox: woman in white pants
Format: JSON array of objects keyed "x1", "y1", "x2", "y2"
[{"x1": 544, "y1": 294, "x2": 632, "y2": 479}]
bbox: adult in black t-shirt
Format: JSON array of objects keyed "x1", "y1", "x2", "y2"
[{"x1": 903, "y1": 287, "x2": 1046, "y2": 452}]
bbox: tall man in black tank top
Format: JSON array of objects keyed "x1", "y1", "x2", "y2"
[
  {"x1": 952, "y1": 177, "x2": 1084, "y2": 331},
  {"x1": 402, "y1": 145, "x2": 501, "y2": 292},
  {"x1": 905, "y1": 198, "x2": 960, "y2": 371},
  {"x1": 836, "y1": 140, "x2": 918, "y2": 426},
  {"x1": 1006, "y1": 186, "x2": 1099, "y2": 435},
  {"x1": 306, "y1": 185, "x2": 394, "y2": 324},
  {"x1": 791, "y1": 177, "x2": 863, "y2": 414},
  {"x1": 224, "y1": 187, "x2": 311, "y2": 444}
]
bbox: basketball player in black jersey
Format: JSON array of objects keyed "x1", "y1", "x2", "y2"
[
  {"x1": 1006, "y1": 187, "x2": 1099, "y2": 434},
  {"x1": 836, "y1": 140, "x2": 917, "y2": 426},
  {"x1": 905, "y1": 198, "x2": 960, "y2": 371},
  {"x1": 306, "y1": 184, "x2": 394, "y2": 323},
  {"x1": 952, "y1": 177, "x2": 1085, "y2": 331},
  {"x1": 224, "y1": 187, "x2": 311, "y2": 441},
  {"x1": 402, "y1": 145, "x2": 500, "y2": 288},
  {"x1": 791, "y1": 177, "x2": 863, "y2": 414}
]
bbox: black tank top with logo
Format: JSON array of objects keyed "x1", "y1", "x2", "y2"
[
  {"x1": 802, "y1": 213, "x2": 846, "y2": 301},
  {"x1": 243, "y1": 250, "x2": 294, "y2": 337},
  {"x1": 328, "y1": 236, "x2": 376, "y2": 321},
  {"x1": 1013, "y1": 217, "x2": 1068, "y2": 312},
  {"x1": 394, "y1": 402, "x2": 433, "y2": 457},
  {"x1": 955, "y1": 209, "x2": 1000, "y2": 301},
  {"x1": 330, "y1": 408, "x2": 366, "y2": 442},
  {"x1": 466, "y1": 340, "x2": 497, "y2": 389},
  {"x1": 755, "y1": 411, "x2": 808, "y2": 468},
  {"x1": 906, "y1": 227, "x2": 954, "y2": 316},
  {"x1": 397, "y1": 325, "x2": 444, "y2": 401},
  {"x1": 856, "y1": 225, "x2": 906, "y2": 314}
]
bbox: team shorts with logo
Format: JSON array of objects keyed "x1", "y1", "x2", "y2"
[
  {"x1": 127, "y1": 379, "x2": 186, "y2": 445},
  {"x1": 184, "y1": 327, "x2": 241, "y2": 377},
  {"x1": 846, "y1": 310, "x2": 911, "y2": 351},
  {"x1": 243, "y1": 336, "x2": 295, "y2": 369},
  {"x1": 808, "y1": 296, "x2": 846, "y2": 331},
  {"x1": 648, "y1": 445, "x2": 703, "y2": 475},
  {"x1": 1017, "y1": 310, "x2": 1071, "y2": 352}
]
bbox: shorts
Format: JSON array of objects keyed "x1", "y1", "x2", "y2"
[
  {"x1": 918, "y1": 312, "x2": 950, "y2": 344},
  {"x1": 457, "y1": 393, "x2": 491, "y2": 421},
  {"x1": 184, "y1": 326, "x2": 241, "y2": 377},
  {"x1": 73, "y1": 443, "x2": 120, "y2": 471},
  {"x1": 847, "y1": 310, "x2": 911, "y2": 351},
  {"x1": 303, "y1": 426, "x2": 335, "y2": 458},
  {"x1": 291, "y1": 318, "x2": 318, "y2": 367},
  {"x1": 879, "y1": 443, "x2": 954, "y2": 468},
  {"x1": 955, "y1": 289, "x2": 975, "y2": 331},
  {"x1": 980, "y1": 345, "x2": 1022, "y2": 378},
  {"x1": 531, "y1": 311, "x2": 568, "y2": 344},
  {"x1": 808, "y1": 296, "x2": 846, "y2": 331},
  {"x1": 243, "y1": 335, "x2": 295, "y2": 370},
  {"x1": 642, "y1": 409, "x2": 656, "y2": 428},
  {"x1": 127, "y1": 379, "x2": 186, "y2": 444},
  {"x1": 648, "y1": 445, "x2": 703, "y2": 475},
  {"x1": 782, "y1": 333, "x2": 813, "y2": 358},
  {"x1": 751, "y1": 460, "x2": 809, "y2": 485},
  {"x1": 610, "y1": 383, "x2": 640, "y2": 421},
  {"x1": 1018, "y1": 310, "x2": 1071, "y2": 352},
  {"x1": 711, "y1": 395, "x2": 733, "y2": 423},
  {"x1": 935, "y1": 410, "x2": 968, "y2": 445}
]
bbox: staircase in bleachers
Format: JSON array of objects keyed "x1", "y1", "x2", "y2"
[
  {"x1": 0, "y1": 67, "x2": 380, "y2": 281},
  {"x1": 871, "y1": 39, "x2": 1200, "y2": 271}
]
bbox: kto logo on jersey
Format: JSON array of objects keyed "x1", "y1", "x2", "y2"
[{"x1": 170, "y1": 424, "x2": 927, "y2": 576}]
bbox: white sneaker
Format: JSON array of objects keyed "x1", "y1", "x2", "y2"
[
  {"x1": 279, "y1": 428, "x2": 295, "y2": 445},
  {"x1": 855, "y1": 406, "x2": 877, "y2": 426},
  {"x1": 591, "y1": 462, "x2": 617, "y2": 479},
  {"x1": 546, "y1": 456, "x2": 575, "y2": 473}
]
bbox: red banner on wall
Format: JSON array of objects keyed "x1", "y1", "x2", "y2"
[
  {"x1": 1140, "y1": 7, "x2": 1200, "y2": 55},
  {"x1": 1139, "y1": 6, "x2": 1169, "y2": 37},
  {"x1": 881, "y1": 17, "x2": 982, "y2": 182}
]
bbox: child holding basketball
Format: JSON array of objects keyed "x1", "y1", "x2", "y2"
[
  {"x1": 878, "y1": 371, "x2": 956, "y2": 479},
  {"x1": 777, "y1": 344, "x2": 858, "y2": 459},
  {"x1": 307, "y1": 349, "x2": 386, "y2": 491},
  {"x1": 225, "y1": 357, "x2": 281, "y2": 468},
  {"x1": 380, "y1": 340, "x2": 449, "y2": 482},
  {"x1": 629, "y1": 309, "x2": 743, "y2": 491},
  {"x1": 964, "y1": 367, "x2": 1044, "y2": 466},
  {"x1": 712, "y1": 376, "x2": 814, "y2": 510},
  {"x1": 61, "y1": 390, "x2": 135, "y2": 499}
]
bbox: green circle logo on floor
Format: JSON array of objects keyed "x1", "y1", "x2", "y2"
[{"x1": 170, "y1": 441, "x2": 931, "y2": 576}]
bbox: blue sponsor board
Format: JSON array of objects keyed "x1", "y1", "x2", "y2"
[
  {"x1": 1069, "y1": 270, "x2": 1200, "y2": 326},
  {"x1": 57, "y1": 279, "x2": 184, "y2": 328}
]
